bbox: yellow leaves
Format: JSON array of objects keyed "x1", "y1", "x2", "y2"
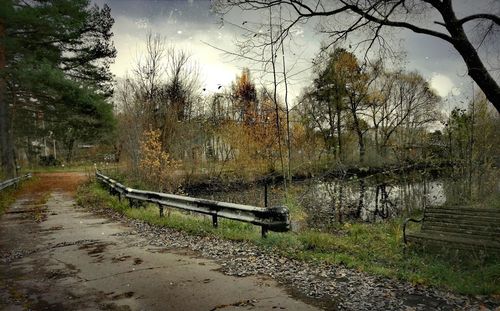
[
  {"x1": 139, "y1": 129, "x2": 181, "y2": 192},
  {"x1": 335, "y1": 51, "x2": 359, "y2": 74},
  {"x1": 367, "y1": 90, "x2": 385, "y2": 105}
]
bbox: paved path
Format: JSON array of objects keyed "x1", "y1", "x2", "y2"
[{"x1": 0, "y1": 173, "x2": 318, "y2": 311}]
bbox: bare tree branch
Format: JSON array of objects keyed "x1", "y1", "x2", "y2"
[
  {"x1": 458, "y1": 14, "x2": 500, "y2": 26},
  {"x1": 213, "y1": 0, "x2": 500, "y2": 112}
]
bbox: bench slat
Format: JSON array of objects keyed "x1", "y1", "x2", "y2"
[
  {"x1": 406, "y1": 232, "x2": 500, "y2": 250},
  {"x1": 430, "y1": 207, "x2": 500, "y2": 214},
  {"x1": 422, "y1": 219, "x2": 500, "y2": 231},
  {"x1": 404, "y1": 207, "x2": 500, "y2": 254},
  {"x1": 423, "y1": 215, "x2": 500, "y2": 228},
  {"x1": 422, "y1": 224, "x2": 500, "y2": 238},
  {"x1": 420, "y1": 228, "x2": 500, "y2": 243},
  {"x1": 424, "y1": 212, "x2": 500, "y2": 222},
  {"x1": 406, "y1": 237, "x2": 500, "y2": 252}
]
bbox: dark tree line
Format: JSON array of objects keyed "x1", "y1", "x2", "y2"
[{"x1": 0, "y1": 0, "x2": 116, "y2": 177}]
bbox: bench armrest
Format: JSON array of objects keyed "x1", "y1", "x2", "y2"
[{"x1": 403, "y1": 217, "x2": 424, "y2": 244}]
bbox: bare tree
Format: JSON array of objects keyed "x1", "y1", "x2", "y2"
[
  {"x1": 365, "y1": 65, "x2": 396, "y2": 154},
  {"x1": 213, "y1": 0, "x2": 500, "y2": 112},
  {"x1": 160, "y1": 47, "x2": 201, "y2": 155},
  {"x1": 115, "y1": 77, "x2": 144, "y2": 171},
  {"x1": 268, "y1": 7, "x2": 287, "y2": 191},
  {"x1": 114, "y1": 33, "x2": 168, "y2": 170},
  {"x1": 298, "y1": 87, "x2": 333, "y2": 154},
  {"x1": 343, "y1": 56, "x2": 379, "y2": 163},
  {"x1": 164, "y1": 47, "x2": 200, "y2": 122},
  {"x1": 377, "y1": 71, "x2": 441, "y2": 153},
  {"x1": 308, "y1": 47, "x2": 351, "y2": 160},
  {"x1": 132, "y1": 32, "x2": 166, "y2": 127},
  {"x1": 279, "y1": 6, "x2": 293, "y2": 183},
  {"x1": 116, "y1": 33, "x2": 201, "y2": 166}
]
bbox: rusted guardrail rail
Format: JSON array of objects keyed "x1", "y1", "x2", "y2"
[
  {"x1": 96, "y1": 171, "x2": 290, "y2": 237},
  {"x1": 0, "y1": 173, "x2": 32, "y2": 192}
]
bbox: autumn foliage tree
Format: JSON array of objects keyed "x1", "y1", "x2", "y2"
[
  {"x1": 300, "y1": 47, "x2": 441, "y2": 165},
  {"x1": 231, "y1": 69, "x2": 258, "y2": 123},
  {"x1": 226, "y1": 70, "x2": 286, "y2": 173},
  {"x1": 139, "y1": 129, "x2": 180, "y2": 192}
]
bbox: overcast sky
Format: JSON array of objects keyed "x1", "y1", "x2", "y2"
[{"x1": 93, "y1": 0, "x2": 499, "y2": 110}]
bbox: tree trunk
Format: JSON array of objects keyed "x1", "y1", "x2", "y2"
[
  {"x1": 357, "y1": 179, "x2": 365, "y2": 219},
  {"x1": 458, "y1": 44, "x2": 499, "y2": 113},
  {"x1": 358, "y1": 131, "x2": 365, "y2": 163},
  {"x1": 268, "y1": 7, "x2": 286, "y2": 193},
  {"x1": 336, "y1": 101, "x2": 342, "y2": 161},
  {"x1": 351, "y1": 109, "x2": 365, "y2": 163},
  {"x1": 440, "y1": 3, "x2": 500, "y2": 112},
  {"x1": 327, "y1": 101, "x2": 336, "y2": 158},
  {"x1": 65, "y1": 139, "x2": 75, "y2": 163},
  {"x1": 0, "y1": 19, "x2": 15, "y2": 178},
  {"x1": 0, "y1": 91, "x2": 14, "y2": 178}
]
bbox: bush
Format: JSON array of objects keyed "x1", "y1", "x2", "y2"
[
  {"x1": 139, "y1": 129, "x2": 181, "y2": 192},
  {"x1": 39, "y1": 155, "x2": 61, "y2": 166}
]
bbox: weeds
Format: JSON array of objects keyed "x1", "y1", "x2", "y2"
[
  {"x1": 0, "y1": 188, "x2": 17, "y2": 216},
  {"x1": 0, "y1": 177, "x2": 37, "y2": 216}
]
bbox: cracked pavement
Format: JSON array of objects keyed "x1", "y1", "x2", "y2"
[{"x1": 0, "y1": 173, "x2": 318, "y2": 310}]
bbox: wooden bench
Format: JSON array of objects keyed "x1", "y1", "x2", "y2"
[{"x1": 403, "y1": 206, "x2": 500, "y2": 253}]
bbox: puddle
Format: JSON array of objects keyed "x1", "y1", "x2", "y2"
[
  {"x1": 111, "y1": 291, "x2": 134, "y2": 300},
  {"x1": 78, "y1": 241, "x2": 112, "y2": 255},
  {"x1": 133, "y1": 258, "x2": 143, "y2": 265},
  {"x1": 111, "y1": 255, "x2": 131, "y2": 263}
]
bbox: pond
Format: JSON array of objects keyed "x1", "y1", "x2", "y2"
[{"x1": 187, "y1": 170, "x2": 498, "y2": 231}]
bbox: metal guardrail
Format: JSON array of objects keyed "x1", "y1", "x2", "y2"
[
  {"x1": 0, "y1": 173, "x2": 32, "y2": 192},
  {"x1": 96, "y1": 171, "x2": 290, "y2": 237}
]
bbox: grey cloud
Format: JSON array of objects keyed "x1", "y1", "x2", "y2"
[{"x1": 100, "y1": 0, "x2": 498, "y2": 108}]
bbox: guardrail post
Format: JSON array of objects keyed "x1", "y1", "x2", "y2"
[
  {"x1": 159, "y1": 205, "x2": 164, "y2": 218},
  {"x1": 261, "y1": 226, "x2": 268, "y2": 238},
  {"x1": 212, "y1": 214, "x2": 218, "y2": 228},
  {"x1": 264, "y1": 183, "x2": 268, "y2": 207}
]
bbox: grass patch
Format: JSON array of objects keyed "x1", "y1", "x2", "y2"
[
  {"x1": 78, "y1": 179, "x2": 500, "y2": 296},
  {"x1": 282, "y1": 191, "x2": 307, "y2": 221},
  {"x1": 0, "y1": 177, "x2": 37, "y2": 216},
  {"x1": 77, "y1": 180, "x2": 261, "y2": 242},
  {"x1": 0, "y1": 187, "x2": 17, "y2": 216}
]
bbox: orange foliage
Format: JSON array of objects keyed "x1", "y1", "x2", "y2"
[{"x1": 139, "y1": 129, "x2": 181, "y2": 192}]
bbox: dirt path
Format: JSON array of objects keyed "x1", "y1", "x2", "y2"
[{"x1": 0, "y1": 173, "x2": 318, "y2": 311}]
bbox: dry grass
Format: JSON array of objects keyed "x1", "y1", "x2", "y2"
[{"x1": 19, "y1": 172, "x2": 89, "y2": 196}]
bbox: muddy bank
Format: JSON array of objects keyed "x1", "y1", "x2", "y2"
[{"x1": 182, "y1": 160, "x2": 453, "y2": 197}]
